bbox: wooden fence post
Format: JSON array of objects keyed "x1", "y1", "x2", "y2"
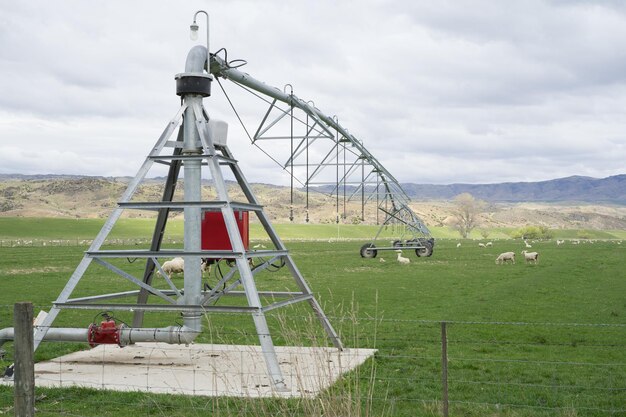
[
  {"x1": 14, "y1": 302, "x2": 35, "y2": 417},
  {"x1": 441, "y1": 321, "x2": 449, "y2": 417}
]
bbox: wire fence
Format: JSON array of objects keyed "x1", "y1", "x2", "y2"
[
  {"x1": 1, "y1": 307, "x2": 624, "y2": 417},
  {"x1": 0, "y1": 236, "x2": 373, "y2": 248},
  {"x1": 0, "y1": 238, "x2": 176, "y2": 248}
]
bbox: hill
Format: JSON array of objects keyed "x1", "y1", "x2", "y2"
[
  {"x1": 1, "y1": 174, "x2": 625, "y2": 230},
  {"x1": 400, "y1": 174, "x2": 626, "y2": 204}
]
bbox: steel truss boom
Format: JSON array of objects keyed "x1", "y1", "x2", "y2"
[
  {"x1": 209, "y1": 53, "x2": 433, "y2": 249},
  {"x1": 210, "y1": 55, "x2": 407, "y2": 199}
]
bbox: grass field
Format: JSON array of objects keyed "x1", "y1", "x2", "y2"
[
  {"x1": 0, "y1": 219, "x2": 624, "y2": 416},
  {"x1": 1, "y1": 217, "x2": 624, "y2": 242}
]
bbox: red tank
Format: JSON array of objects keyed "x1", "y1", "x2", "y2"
[{"x1": 201, "y1": 210, "x2": 249, "y2": 254}]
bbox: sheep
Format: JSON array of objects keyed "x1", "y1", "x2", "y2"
[
  {"x1": 524, "y1": 240, "x2": 532, "y2": 248},
  {"x1": 456, "y1": 242, "x2": 461, "y2": 248},
  {"x1": 521, "y1": 250, "x2": 539, "y2": 264},
  {"x1": 379, "y1": 257, "x2": 386, "y2": 263},
  {"x1": 156, "y1": 257, "x2": 210, "y2": 277},
  {"x1": 495, "y1": 252, "x2": 515, "y2": 265},
  {"x1": 556, "y1": 240, "x2": 564, "y2": 246},
  {"x1": 478, "y1": 243, "x2": 486, "y2": 248},
  {"x1": 486, "y1": 242, "x2": 493, "y2": 247},
  {"x1": 157, "y1": 257, "x2": 184, "y2": 277},
  {"x1": 395, "y1": 249, "x2": 410, "y2": 265}
]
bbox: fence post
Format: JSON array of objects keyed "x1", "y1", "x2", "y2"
[
  {"x1": 14, "y1": 302, "x2": 35, "y2": 417},
  {"x1": 441, "y1": 321, "x2": 449, "y2": 417}
]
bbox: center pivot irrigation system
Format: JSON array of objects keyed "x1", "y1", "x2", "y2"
[{"x1": 1, "y1": 11, "x2": 433, "y2": 390}]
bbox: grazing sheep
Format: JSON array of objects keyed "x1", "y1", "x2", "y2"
[
  {"x1": 486, "y1": 242, "x2": 493, "y2": 247},
  {"x1": 556, "y1": 240, "x2": 564, "y2": 246},
  {"x1": 456, "y1": 242, "x2": 461, "y2": 248},
  {"x1": 524, "y1": 240, "x2": 532, "y2": 248},
  {"x1": 521, "y1": 250, "x2": 539, "y2": 264},
  {"x1": 157, "y1": 257, "x2": 210, "y2": 277},
  {"x1": 157, "y1": 257, "x2": 184, "y2": 277},
  {"x1": 495, "y1": 252, "x2": 516, "y2": 265},
  {"x1": 478, "y1": 243, "x2": 486, "y2": 248},
  {"x1": 395, "y1": 249, "x2": 410, "y2": 265},
  {"x1": 379, "y1": 257, "x2": 386, "y2": 263}
]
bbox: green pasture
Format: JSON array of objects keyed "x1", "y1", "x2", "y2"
[
  {"x1": 0, "y1": 217, "x2": 623, "y2": 242},
  {"x1": 0, "y1": 219, "x2": 624, "y2": 416}
]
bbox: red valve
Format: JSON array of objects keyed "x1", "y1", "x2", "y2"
[{"x1": 87, "y1": 318, "x2": 121, "y2": 348}]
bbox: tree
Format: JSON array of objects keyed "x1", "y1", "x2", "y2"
[
  {"x1": 450, "y1": 193, "x2": 485, "y2": 238},
  {"x1": 511, "y1": 225, "x2": 553, "y2": 240}
]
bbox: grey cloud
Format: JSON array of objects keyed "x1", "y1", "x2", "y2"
[{"x1": 0, "y1": 0, "x2": 624, "y2": 186}]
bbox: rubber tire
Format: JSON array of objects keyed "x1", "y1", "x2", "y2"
[
  {"x1": 392, "y1": 240, "x2": 402, "y2": 248},
  {"x1": 415, "y1": 242, "x2": 433, "y2": 257},
  {"x1": 360, "y1": 243, "x2": 377, "y2": 258}
]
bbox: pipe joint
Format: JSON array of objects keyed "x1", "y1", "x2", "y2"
[{"x1": 176, "y1": 45, "x2": 212, "y2": 97}]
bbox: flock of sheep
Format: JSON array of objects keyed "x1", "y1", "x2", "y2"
[
  {"x1": 487, "y1": 238, "x2": 621, "y2": 265},
  {"x1": 377, "y1": 249, "x2": 418, "y2": 264},
  {"x1": 156, "y1": 238, "x2": 621, "y2": 272},
  {"x1": 494, "y1": 250, "x2": 538, "y2": 265},
  {"x1": 382, "y1": 239, "x2": 542, "y2": 266},
  {"x1": 458, "y1": 239, "x2": 540, "y2": 265},
  {"x1": 377, "y1": 236, "x2": 622, "y2": 266}
]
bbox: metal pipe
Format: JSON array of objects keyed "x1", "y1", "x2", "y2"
[
  {"x1": 1, "y1": 327, "x2": 87, "y2": 347},
  {"x1": 181, "y1": 45, "x2": 207, "y2": 333},
  {"x1": 185, "y1": 45, "x2": 208, "y2": 73},
  {"x1": 119, "y1": 325, "x2": 199, "y2": 346},
  {"x1": 0, "y1": 325, "x2": 200, "y2": 347}
]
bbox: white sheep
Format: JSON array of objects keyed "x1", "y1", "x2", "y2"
[
  {"x1": 486, "y1": 242, "x2": 493, "y2": 247},
  {"x1": 524, "y1": 240, "x2": 532, "y2": 248},
  {"x1": 556, "y1": 240, "x2": 564, "y2": 246},
  {"x1": 157, "y1": 257, "x2": 184, "y2": 277},
  {"x1": 456, "y1": 242, "x2": 461, "y2": 248},
  {"x1": 379, "y1": 257, "x2": 386, "y2": 263},
  {"x1": 478, "y1": 243, "x2": 486, "y2": 248},
  {"x1": 521, "y1": 250, "x2": 539, "y2": 264},
  {"x1": 495, "y1": 252, "x2": 515, "y2": 265},
  {"x1": 395, "y1": 249, "x2": 410, "y2": 265},
  {"x1": 157, "y1": 257, "x2": 209, "y2": 277}
]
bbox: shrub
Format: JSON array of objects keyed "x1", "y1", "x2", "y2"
[{"x1": 511, "y1": 225, "x2": 553, "y2": 240}]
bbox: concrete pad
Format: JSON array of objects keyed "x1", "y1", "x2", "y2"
[{"x1": 5, "y1": 343, "x2": 376, "y2": 398}]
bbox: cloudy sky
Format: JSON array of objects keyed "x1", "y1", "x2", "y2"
[{"x1": 1, "y1": 0, "x2": 625, "y2": 185}]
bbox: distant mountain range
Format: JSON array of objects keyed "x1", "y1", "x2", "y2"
[
  {"x1": 1, "y1": 173, "x2": 625, "y2": 204},
  {"x1": 308, "y1": 174, "x2": 626, "y2": 204},
  {"x1": 400, "y1": 175, "x2": 626, "y2": 204}
]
